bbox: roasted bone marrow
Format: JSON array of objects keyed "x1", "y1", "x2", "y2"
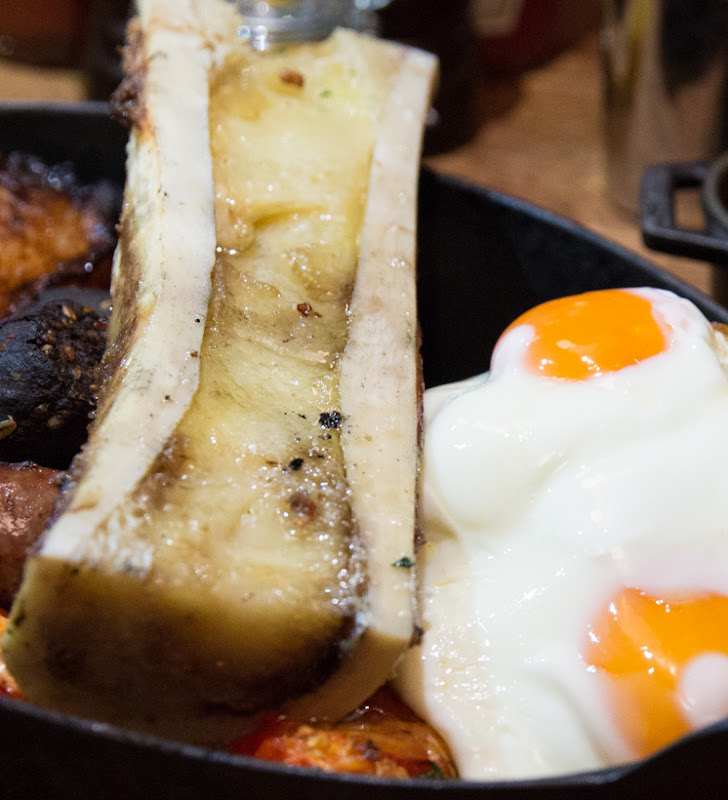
[{"x1": 3, "y1": 0, "x2": 436, "y2": 744}]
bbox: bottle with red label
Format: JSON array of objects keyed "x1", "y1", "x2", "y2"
[
  {"x1": 472, "y1": 0, "x2": 600, "y2": 75},
  {"x1": 0, "y1": 0, "x2": 88, "y2": 67},
  {"x1": 83, "y1": 0, "x2": 132, "y2": 99}
]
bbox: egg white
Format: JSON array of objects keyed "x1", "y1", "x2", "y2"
[{"x1": 394, "y1": 288, "x2": 728, "y2": 779}]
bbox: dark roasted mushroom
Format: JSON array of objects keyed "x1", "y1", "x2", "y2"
[{"x1": 0, "y1": 288, "x2": 110, "y2": 469}]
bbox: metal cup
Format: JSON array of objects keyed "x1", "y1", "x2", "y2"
[{"x1": 601, "y1": 0, "x2": 728, "y2": 215}]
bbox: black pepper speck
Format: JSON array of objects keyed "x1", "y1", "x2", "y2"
[{"x1": 318, "y1": 411, "x2": 342, "y2": 429}]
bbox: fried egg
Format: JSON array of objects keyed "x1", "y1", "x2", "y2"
[{"x1": 394, "y1": 287, "x2": 728, "y2": 779}]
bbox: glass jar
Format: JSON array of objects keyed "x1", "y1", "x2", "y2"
[{"x1": 235, "y1": 0, "x2": 387, "y2": 50}]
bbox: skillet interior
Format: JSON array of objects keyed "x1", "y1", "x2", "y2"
[{"x1": 1, "y1": 102, "x2": 728, "y2": 799}]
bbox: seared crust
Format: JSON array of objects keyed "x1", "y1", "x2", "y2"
[{"x1": 109, "y1": 19, "x2": 147, "y2": 131}]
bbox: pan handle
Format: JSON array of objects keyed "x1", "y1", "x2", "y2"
[{"x1": 640, "y1": 160, "x2": 728, "y2": 265}]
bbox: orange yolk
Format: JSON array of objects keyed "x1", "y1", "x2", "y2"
[
  {"x1": 586, "y1": 588, "x2": 728, "y2": 758},
  {"x1": 499, "y1": 289, "x2": 671, "y2": 380}
]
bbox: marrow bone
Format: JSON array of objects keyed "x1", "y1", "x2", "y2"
[{"x1": 2, "y1": 0, "x2": 436, "y2": 744}]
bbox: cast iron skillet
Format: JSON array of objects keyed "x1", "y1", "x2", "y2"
[
  {"x1": 2, "y1": 102, "x2": 728, "y2": 800},
  {"x1": 640, "y1": 156, "x2": 728, "y2": 306}
]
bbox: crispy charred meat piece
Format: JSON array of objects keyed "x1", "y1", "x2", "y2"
[
  {"x1": 0, "y1": 288, "x2": 110, "y2": 469},
  {"x1": 0, "y1": 462, "x2": 64, "y2": 610},
  {"x1": 0, "y1": 151, "x2": 119, "y2": 316}
]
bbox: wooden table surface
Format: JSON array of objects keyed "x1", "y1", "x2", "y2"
[{"x1": 0, "y1": 32, "x2": 715, "y2": 298}]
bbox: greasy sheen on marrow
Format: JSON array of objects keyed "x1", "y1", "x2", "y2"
[{"x1": 2, "y1": 0, "x2": 436, "y2": 744}]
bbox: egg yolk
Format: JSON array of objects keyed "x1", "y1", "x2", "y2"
[
  {"x1": 500, "y1": 290, "x2": 671, "y2": 380},
  {"x1": 586, "y1": 588, "x2": 728, "y2": 758}
]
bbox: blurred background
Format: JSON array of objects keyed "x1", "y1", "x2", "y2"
[{"x1": 0, "y1": 0, "x2": 724, "y2": 299}]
